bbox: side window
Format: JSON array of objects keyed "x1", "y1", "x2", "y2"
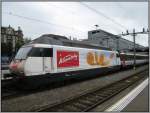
[
  {"x1": 28, "y1": 47, "x2": 53, "y2": 57},
  {"x1": 28, "y1": 48, "x2": 43, "y2": 57},
  {"x1": 43, "y1": 48, "x2": 53, "y2": 57}
]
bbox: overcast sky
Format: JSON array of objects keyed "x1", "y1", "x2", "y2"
[{"x1": 2, "y1": 2, "x2": 148, "y2": 46}]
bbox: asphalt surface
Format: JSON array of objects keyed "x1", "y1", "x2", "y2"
[{"x1": 122, "y1": 85, "x2": 149, "y2": 112}]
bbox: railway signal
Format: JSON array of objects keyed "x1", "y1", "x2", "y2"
[{"x1": 121, "y1": 28, "x2": 149, "y2": 70}]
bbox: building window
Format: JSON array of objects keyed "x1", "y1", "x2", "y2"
[
  {"x1": 7, "y1": 36, "x2": 11, "y2": 40},
  {"x1": 99, "y1": 41, "x2": 102, "y2": 44},
  {"x1": 3, "y1": 35, "x2": 7, "y2": 43},
  {"x1": 92, "y1": 31, "x2": 100, "y2": 34},
  {"x1": 1, "y1": 35, "x2": 4, "y2": 42},
  {"x1": 1, "y1": 28, "x2": 5, "y2": 34},
  {"x1": 15, "y1": 32, "x2": 18, "y2": 35}
]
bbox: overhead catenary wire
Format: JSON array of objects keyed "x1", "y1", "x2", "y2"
[
  {"x1": 3, "y1": 12, "x2": 86, "y2": 34},
  {"x1": 51, "y1": 3, "x2": 126, "y2": 32},
  {"x1": 80, "y1": 2, "x2": 128, "y2": 31},
  {"x1": 51, "y1": 3, "x2": 121, "y2": 34}
]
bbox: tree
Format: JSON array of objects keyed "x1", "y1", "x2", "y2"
[
  {"x1": 15, "y1": 41, "x2": 24, "y2": 52},
  {"x1": 24, "y1": 37, "x2": 31, "y2": 44},
  {"x1": 1, "y1": 42, "x2": 13, "y2": 57},
  {"x1": 15, "y1": 37, "x2": 31, "y2": 53},
  {"x1": 1, "y1": 43, "x2": 8, "y2": 55}
]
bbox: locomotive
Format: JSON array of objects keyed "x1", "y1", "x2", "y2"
[{"x1": 7, "y1": 43, "x2": 148, "y2": 87}]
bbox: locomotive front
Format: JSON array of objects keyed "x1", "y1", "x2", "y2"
[
  {"x1": 8, "y1": 44, "x2": 54, "y2": 79},
  {"x1": 9, "y1": 46, "x2": 32, "y2": 77}
]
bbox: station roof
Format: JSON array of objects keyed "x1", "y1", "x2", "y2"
[{"x1": 27, "y1": 34, "x2": 111, "y2": 50}]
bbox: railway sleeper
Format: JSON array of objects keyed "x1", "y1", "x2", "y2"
[
  {"x1": 71, "y1": 102, "x2": 88, "y2": 109},
  {"x1": 87, "y1": 93, "x2": 105, "y2": 98},
  {"x1": 100, "y1": 91, "x2": 114, "y2": 95},
  {"x1": 86, "y1": 93, "x2": 102, "y2": 98},
  {"x1": 111, "y1": 85, "x2": 125, "y2": 89},
  {"x1": 63, "y1": 105, "x2": 82, "y2": 112},
  {"x1": 95, "y1": 93, "x2": 110, "y2": 98},
  {"x1": 84, "y1": 97, "x2": 100, "y2": 103},
  {"x1": 78, "y1": 99, "x2": 94, "y2": 105},
  {"x1": 95, "y1": 88, "x2": 116, "y2": 95},
  {"x1": 86, "y1": 94, "x2": 100, "y2": 100}
]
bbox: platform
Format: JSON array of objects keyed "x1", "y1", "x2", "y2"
[
  {"x1": 105, "y1": 77, "x2": 149, "y2": 112},
  {"x1": 122, "y1": 85, "x2": 149, "y2": 112}
]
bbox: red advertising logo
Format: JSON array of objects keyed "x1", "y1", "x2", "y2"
[{"x1": 57, "y1": 50, "x2": 79, "y2": 68}]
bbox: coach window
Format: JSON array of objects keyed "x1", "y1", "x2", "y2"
[
  {"x1": 139, "y1": 56, "x2": 141, "y2": 60},
  {"x1": 137, "y1": 56, "x2": 140, "y2": 60},
  {"x1": 126, "y1": 55, "x2": 132, "y2": 60},
  {"x1": 131, "y1": 55, "x2": 134, "y2": 60}
]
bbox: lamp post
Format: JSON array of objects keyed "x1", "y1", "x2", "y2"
[
  {"x1": 133, "y1": 29, "x2": 136, "y2": 70},
  {"x1": 115, "y1": 36, "x2": 120, "y2": 51},
  {"x1": 95, "y1": 24, "x2": 99, "y2": 30}
]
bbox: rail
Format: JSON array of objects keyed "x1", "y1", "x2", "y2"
[{"x1": 32, "y1": 70, "x2": 148, "y2": 112}]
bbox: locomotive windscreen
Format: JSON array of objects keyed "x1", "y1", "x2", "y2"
[{"x1": 15, "y1": 47, "x2": 32, "y2": 60}]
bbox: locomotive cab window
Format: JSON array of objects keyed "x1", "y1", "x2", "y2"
[
  {"x1": 15, "y1": 47, "x2": 32, "y2": 60},
  {"x1": 28, "y1": 47, "x2": 53, "y2": 57}
]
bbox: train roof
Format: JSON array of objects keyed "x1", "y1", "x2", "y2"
[
  {"x1": 22, "y1": 43, "x2": 116, "y2": 53},
  {"x1": 25, "y1": 34, "x2": 111, "y2": 50},
  {"x1": 120, "y1": 52, "x2": 148, "y2": 56}
]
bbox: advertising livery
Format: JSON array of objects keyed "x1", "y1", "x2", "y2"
[
  {"x1": 86, "y1": 52, "x2": 115, "y2": 66},
  {"x1": 57, "y1": 50, "x2": 79, "y2": 68},
  {"x1": 7, "y1": 44, "x2": 148, "y2": 89}
]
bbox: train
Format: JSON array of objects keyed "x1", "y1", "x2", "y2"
[{"x1": 7, "y1": 43, "x2": 148, "y2": 88}]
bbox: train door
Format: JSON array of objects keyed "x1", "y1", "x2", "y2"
[
  {"x1": 116, "y1": 52, "x2": 121, "y2": 65},
  {"x1": 120, "y1": 53, "x2": 126, "y2": 67},
  {"x1": 43, "y1": 48, "x2": 53, "y2": 73},
  {"x1": 25, "y1": 47, "x2": 44, "y2": 75}
]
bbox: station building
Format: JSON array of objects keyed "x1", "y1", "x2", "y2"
[{"x1": 82, "y1": 29, "x2": 145, "y2": 52}]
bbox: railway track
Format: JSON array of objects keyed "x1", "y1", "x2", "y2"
[
  {"x1": 1, "y1": 79, "x2": 20, "y2": 99},
  {"x1": 0, "y1": 67, "x2": 129, "y2": 100},
  {"x1": 32, "y1": 70, "x2": 148, "y2": 112},
  {"x1": 2, "y1": 89, "x2": 19, "y2": 99},
  {"x1": 1, "y1": 65, "x2": 148, "y2": 100}
]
